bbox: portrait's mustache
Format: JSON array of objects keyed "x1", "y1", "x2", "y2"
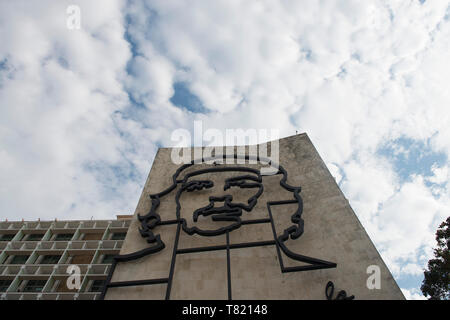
[{"x1": 193, "y1": 196, "x2": 243, "y2": 222}]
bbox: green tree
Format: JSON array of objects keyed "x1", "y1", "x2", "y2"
[{"x1": 421, "y1": 216, "x2": 450, "y2": 300}]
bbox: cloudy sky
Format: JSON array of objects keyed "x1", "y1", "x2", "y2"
[{"x1": 1, "y1": 0, "x2": 449, "y2": 299}]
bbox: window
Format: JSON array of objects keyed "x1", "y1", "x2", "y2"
[
  {"x1": 54, "y1": 233, "x2": 73, "y2": 241},
  {"x1": 89, "y1": 280, "x2": 105, "y2": 292},
  {"x1": 22, "y1": 280, "x2": 47, "y2": 293},
  {"x1": 101, "y1": 254, "x2": 115, "y2": 264},
  {"x1": 10, "y1": 255, "x2": 29, "y2": 264},
  {"x1": 26, "y1": 234, "x2": 43, "y2": 241},
  {"x1": 82, "y1": 233, "x2": 103, "y2": 241},
  {"x1": 111, "y1": 232, "x2": 127, "y2": 240},
  {"x1": 71, "y1": 254, "x2": 93, "y2": 265},
  {"x1": 40, "y1": 255, "x2": 61, "y2": 264},
  {"x1": 0, "y1": 234, "x2": 15, "y2": 241},
  {"x1": 0, "y1": 280, "x2": 12, "y2": 292}
]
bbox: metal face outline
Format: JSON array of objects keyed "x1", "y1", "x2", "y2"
[
  {"x1": 177, "y1": 167, "x2": 264, "y2": 236},
  {"x1": 325, "y1": 281, "x2": 355, "y2": 300},
  {"x1": 100, "y1": 154, "x2": 338, "y2": 300}
]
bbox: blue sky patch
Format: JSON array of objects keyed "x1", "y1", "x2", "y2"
[
  {"x1": 397, "y1": 273, "x2": 424, "y2": 294},
  {"x1": 170, "y1": 82, "x2": 209, "y2": 113},
  {"x1": 377, "y1": 137, "x2": 447, "y2": 183}
]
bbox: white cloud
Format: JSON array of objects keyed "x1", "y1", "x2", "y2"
[
  {"x1": 327, "y1": 162, "x2": 343, "y2": 185},
  {"x1": 0, "y1": 0, "x2": 139, "y2": 220},
  {"x1": 401, "y1": 263, "x2": 424, "y2": 276},
  {"x1": 427, "y1": 164, "x2": 449, "y2": 185},
  {"x1": 401, "y1": 288, "x2": 426, "y2": 300},
  {"x1": 373, "y1": 175, "x2": 448, "y2": 276},
  {"x1": 341, "y1": 154, "x2": 398, "y2": 228}
]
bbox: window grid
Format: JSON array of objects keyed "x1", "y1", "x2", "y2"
[
  {"x1": 40, "y1": 255, "x2": 61, "y2": 264},
  {"x1": 0, "y1": 218, "x2": 130, "y2": 300},
  {"x1": 0, "y1": 280, "x2": 12, "y2": 292},
  {"x1": 10, "y1": 255, "x2": 29, "y2": 264},
  {"x1": 22, "y1": 280, "x2": 47, "y2": 293}
]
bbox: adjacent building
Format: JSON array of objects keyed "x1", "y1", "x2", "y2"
[{"x1": 0, "y1": 216, "x2": 131, "y2": 300}]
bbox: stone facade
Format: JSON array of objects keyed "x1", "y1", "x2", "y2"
[{"x1": 105, "y1": 133, "x2": 405, "y2": 300}]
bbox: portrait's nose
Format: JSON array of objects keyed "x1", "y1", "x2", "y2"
[{"x1": 209, "y1": 195, "x2": 233, "y2": 205}]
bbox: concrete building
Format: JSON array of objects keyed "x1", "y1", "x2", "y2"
[
  {"x1": 1, "y1": 134, "x2": 405, "y2": 300},
  {"x1": 103, "y1": 134, "x2": 405, "y2": 300},
  {"x1": 0, "y1": 217, "x2": 131, "y2": 300}
]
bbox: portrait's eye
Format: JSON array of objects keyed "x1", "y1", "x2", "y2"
[
  {"x1": 184, "y1": 180, "x2": 214, "y2": 192},
  {"x1": 224, "y1": 175, "x2": 261, "y2": 190}
]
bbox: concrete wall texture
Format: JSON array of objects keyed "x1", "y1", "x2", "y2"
[{"x1": 105, "y1": 133, "x2": 405, "y2": 300}]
